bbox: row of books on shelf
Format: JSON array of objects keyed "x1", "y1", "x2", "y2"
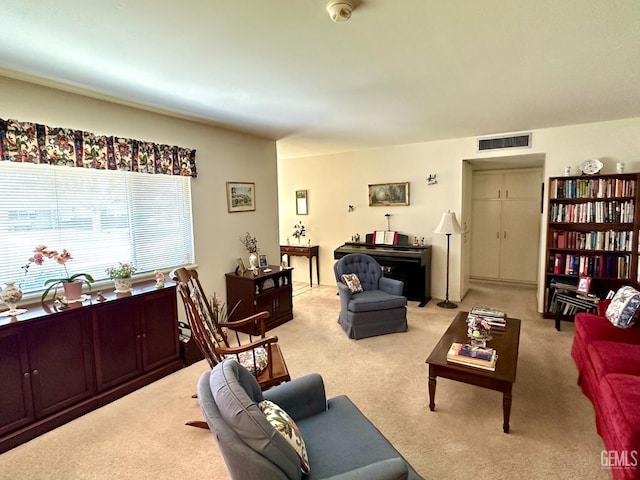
[
  {"x1": 549, "y1": 201, "x2": 635, "y2": 224},
  {"x1": 550, "y1": 230, "x2": 633, "y2": 252},
  {"x1": 548, "y1": 253, "x2": 631, "y2": 279},
  {"x1": 447, "y1": 343, "x2": 497, "y2": 371},
  {"x1": 466, "y1": 306, "x2": 507, "y2": 330},
  {"x1": 550, "y1": 178, "x2": 636, "y2": 200}
]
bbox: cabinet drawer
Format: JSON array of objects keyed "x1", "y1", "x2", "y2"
[{"x1": 283, "y1": 246, "x2": 308, "y2": 254}]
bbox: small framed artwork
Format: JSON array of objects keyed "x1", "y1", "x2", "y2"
[
  {"x1": 296, "y1": 190, "x2": 308, "y2": 215},
  {"x1": 226, "y1": 182, "x2": 256, "y2": 212},
  {"x1": 577, "y1": 275, "x2": 592, "y2": 295},
  {"x1": 235, "y1": 257, "x2": 246, "y2": 275},
  {"x1": 368, "y1": 182, "x2": 410, "y2": 206},
  {"x1": 259, "y1": 254, "x2": 268, "y2": 267}
]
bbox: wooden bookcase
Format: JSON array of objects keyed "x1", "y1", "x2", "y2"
[{"x1": 544, "y1": 173, "x2": 640, "y2": 317}]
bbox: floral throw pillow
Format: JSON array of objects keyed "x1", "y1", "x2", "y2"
[
  {"x1": 341, "y1": 273, "x2": 363, "y2": 294},
  {"x1": 259, "y1": 400, "x2": 310, "y2": 474},
  {"x1": 225, "y1": 347, "x2": 268, "y2": 376},
  {"x1": 606, "y1": 286, "x2": 640, "y2": 329}
]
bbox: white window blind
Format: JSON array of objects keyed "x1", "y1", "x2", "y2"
[{"x1": 0, "y1": 161, "x2": 194, "y2": 295}]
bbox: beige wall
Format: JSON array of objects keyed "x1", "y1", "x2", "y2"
[
  {"x1": 277, "y1": 117, "x2": 640, "y2": 311},
  {"x1": 4, "y1": 72, "x2": 638, "y2": 313},
  {"x1": 0, "y1": 75, "x2": 280, "y2": 298}
]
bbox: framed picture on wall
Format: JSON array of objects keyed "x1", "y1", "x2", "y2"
[
  {"x1": 296, "y1": 190, "x2": 308, "y2": 215},
  {"x1": 226, "y1": 182, "x2": 256, "y2": 212},
  {"x1": 368, "y1": 182, "x2": 410, "y2": 206}
]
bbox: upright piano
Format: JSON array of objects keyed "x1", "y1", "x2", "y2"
[{"x1": 334, "y1": 233, "x2": 431, "y2": 307}]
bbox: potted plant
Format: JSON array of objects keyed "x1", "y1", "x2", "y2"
[
  {"x1": 292, "y1": 221, "x2": 306, "y2": 244},
  {"x1": 240, "y1": 232, "x2": 259, "y2": 270},
  {"x1": 24, "y1": 245, "x2": 95, "y2": 302},
  {"x1": 106, "y1": 262, "x2": 137, "y2": 293}
]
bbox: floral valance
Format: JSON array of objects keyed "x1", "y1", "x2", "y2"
[{"x1": 0, "y1": 118, "x2": 197, "y2": 177}]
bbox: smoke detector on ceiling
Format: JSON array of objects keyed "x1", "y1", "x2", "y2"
[{"x1": 326, "y1": 1, "x2": 354, "y2": 22}]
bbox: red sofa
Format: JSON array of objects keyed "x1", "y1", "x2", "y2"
[{"x1": 571, "y1": 310, "x2": 640, "y2": 480}]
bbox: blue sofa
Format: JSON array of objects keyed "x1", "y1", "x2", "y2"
[{"x1": 198, "y1": 358, "x2": 424, "y2": 480}]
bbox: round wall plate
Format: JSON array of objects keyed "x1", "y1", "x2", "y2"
[{"x1": 580, "y1": 158, "x2": 603, "y2": 175}]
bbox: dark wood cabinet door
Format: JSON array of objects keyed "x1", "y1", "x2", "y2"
[
  {"x1": 0, "y1": 326, "x2": 34, "y2": 436},
  {"x1": 275, "y1": 286, "x2": 292, "y2": 322},
  {"x1": 255, "y1": 291, "x2": 276, "y2": 319},
  {"x1": 26, "y1": 311, "x2": 95, "y2": 418},
  {"x1": 139, "y1": 288, "x2": 180, "y2": 371},
  {"x1": 92, "y1": 299, "x2": 143, "y2": 391}
]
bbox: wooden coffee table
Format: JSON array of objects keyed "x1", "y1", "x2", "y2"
[{"x1": 425, "y1": 311, "x2": 521, "y2": 433}]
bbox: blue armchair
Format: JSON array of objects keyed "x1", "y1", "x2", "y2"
[
  {"x1": 198, "y1": 358, "x2": 424, "y2": 480},
  {"x1": 334, "y1": 253, "x2": 408, "y2": 339}
]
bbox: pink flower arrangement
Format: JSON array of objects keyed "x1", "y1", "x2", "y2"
[
  {"x1": 23, "y1": 245, "x2": 94, "y2": 301},
  {"x1": 30, "y1": 245, "x2": 71, "y2": 267}
]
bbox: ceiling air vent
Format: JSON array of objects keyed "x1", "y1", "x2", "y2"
[{"x1": 478, "y1": 133, "x2": 532, "y2": 151}]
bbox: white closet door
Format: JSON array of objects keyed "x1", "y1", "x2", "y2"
[
  {"x1": 470, "y1": 200, "x2": 502, "y2": 278},
  {"x1": 500, "y1": 199, "x2": 540, "y2": 282},
  {"x1": 503, "y1": 170, "x2": 541, "y2": 199},
  {"x1": 472, "y1": 174, "x2": 503, "y2": 199}
]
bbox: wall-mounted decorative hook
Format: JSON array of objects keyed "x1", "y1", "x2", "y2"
[
  {"x1": 427, "y1": 174, "x2": 437, "y2": 185},
  {"x1": 385, "y1": 213, "x2": 391, "y2": 230},
  {"x1": 348, "y1": 204, "x2": 354, "y2": 212}
]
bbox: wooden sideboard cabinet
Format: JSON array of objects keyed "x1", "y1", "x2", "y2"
[
  {"x1": 225, "y1": 266, "x2": 293, "y2": 335},
  {"x1": 0, "y1": 310, "x2": 94, "y2": 438},
  {"x1": 0, "y1": 283, "x2": 182, "y2": 453}
]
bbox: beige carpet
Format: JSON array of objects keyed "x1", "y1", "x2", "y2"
[{"x1": 0, "y1": 281, "x2": 610, "y2": 480}]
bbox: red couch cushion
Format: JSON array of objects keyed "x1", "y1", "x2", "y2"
[
  {"x1": 575, "y1": 313, "x2": 640, "y2": 347},
  {"x1": 598, "y1": 374, "x2": 640, "y2": 470},
  {"x1": 589, "y1": 342, "x2": 640, "y2": 379}
]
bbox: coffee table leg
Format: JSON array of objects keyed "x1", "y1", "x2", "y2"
[
  {"x1": 503, "y1": 385, "x2": 513, "y2": 433},
  {"x1": 428, "y1": 371, "x2": 437, "y2": 411}
]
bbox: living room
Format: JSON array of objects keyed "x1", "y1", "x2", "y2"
[{"x1": 1, "y1": 1, "x2": 639, "y2": 478}]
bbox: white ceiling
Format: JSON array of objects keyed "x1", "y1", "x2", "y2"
[{"x1": 0, "y1": 0, "x2": 639, "y2": 159}]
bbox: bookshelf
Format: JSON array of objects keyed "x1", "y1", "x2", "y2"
[{"x1": 544, "y1": 173, "x2": 640, "y2": 317}]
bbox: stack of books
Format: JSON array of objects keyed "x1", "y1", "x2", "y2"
[
  {"x1": 467, "y1": 306, "x2": 507, "y2": 331},
  {"x1": 447, "y1": 343, "x2": 498, "y2": 371}
]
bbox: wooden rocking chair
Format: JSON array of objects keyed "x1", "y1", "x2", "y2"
[{"x1": 172, "y1": 267, "x2": 290, "y2": 427}]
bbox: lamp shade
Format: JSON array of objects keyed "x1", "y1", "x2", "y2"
[{"x1": 434, "y1": 211, "x2": 461, "y2": 235}]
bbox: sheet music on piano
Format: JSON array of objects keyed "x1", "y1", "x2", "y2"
[{"x1": 373, "y1": 230, "x2": 398, "y2": 245}]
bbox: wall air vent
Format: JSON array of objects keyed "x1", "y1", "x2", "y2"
[{"x1": 478, "y1": 133, "x2": 532, "y2": 151}]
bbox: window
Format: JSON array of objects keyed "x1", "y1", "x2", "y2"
[{"x1": 0, "y1": 161, "x2": 194, "y2": 295}]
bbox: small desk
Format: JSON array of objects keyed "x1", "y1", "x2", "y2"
[{"x1": 280, "y1": 245, "x2": 319, "y2": 287}]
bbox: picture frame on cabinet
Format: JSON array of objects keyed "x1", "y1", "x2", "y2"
[
  {"x1": 235, "y1": 257, "x2": 246, "y2": 275},
  {"x1": 259, "y1": 255, "x2": 268, "y2": 267},
  {"x1": 577, "y1": 275, "x2": 592, "y2": 295},
  {"x1": 226, "y1": 182, "x2": 256, "y2": 212},
  {"x1": 368, "y1": 182, "x2": 410, "y2": 206}
]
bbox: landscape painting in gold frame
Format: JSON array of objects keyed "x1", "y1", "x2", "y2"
[{"x1": 368, "y1": 182, "x2": 410, "y2": 206}]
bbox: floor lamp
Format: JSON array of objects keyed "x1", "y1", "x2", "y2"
[{"x1": 434, "y1": 210, "x2": 461, "y2": 309}]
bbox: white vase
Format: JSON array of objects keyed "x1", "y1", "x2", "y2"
[
  {"x1": 114, "y1": 277, "x2": 133, "y2": 293},
  {"x1": 249, "y1": 252, "x2": 258, "y2": 270},
  {"x1": 0, "y1": 282, "x2": 27, "y2": 316}
]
